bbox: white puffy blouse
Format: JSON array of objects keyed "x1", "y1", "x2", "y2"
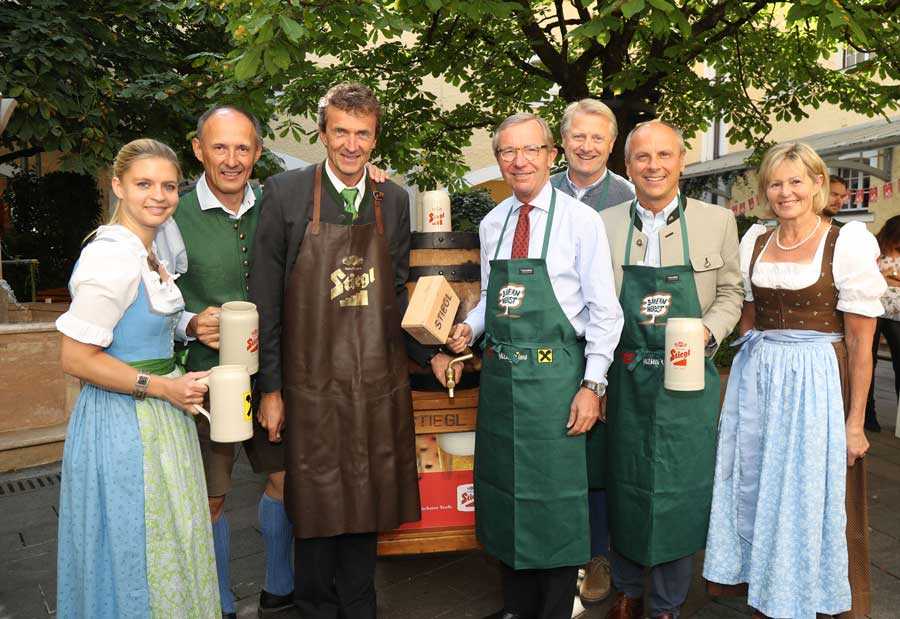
[
  {"x1": 740, "y1": 221, "x2": 885, "y2": 318},
  {"x1": 56, "y1": 225, "x2": 184, "y2": 347}
]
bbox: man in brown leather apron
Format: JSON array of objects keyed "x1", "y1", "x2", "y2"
[
  {"x1": 250, "y1": 83, "x2": 434, "y2": 619},
  {"x1": 447, "y1": 113, "x2": 624, "y2": 619},
  {"x1": 598, "y1": 121, "x2": 743, "y2": 619}
]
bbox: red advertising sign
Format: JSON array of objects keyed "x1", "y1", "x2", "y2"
[{"x1": 398, "y1": 470, "x2": 475, "y2": 530}]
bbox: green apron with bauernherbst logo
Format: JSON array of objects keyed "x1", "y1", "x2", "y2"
[
  {"x1": 607, "y1": 196, "x2": 719, "y2": 566},
  {"x1": 475, "y1": 189, "x2": 590, "y2": 570}
]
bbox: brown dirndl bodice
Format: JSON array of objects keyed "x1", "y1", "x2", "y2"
[
  {"x1": 280, "y1": 165, "x2": 421, "y2": 538},
  {"x1": 708, "y1": 225, "x2": 872, "y2": 617}
]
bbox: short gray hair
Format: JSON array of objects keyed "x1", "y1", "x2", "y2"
[
  {"x1": 196, "y1": 105, "x2": 263, "y2": 146},
  {"x1": 623, "y1": 120, "x2": 685, "y2": 160},
  {"x1": 560, "y1": 99, "x2": 618, "y2": 138},
  {"x1": 492, "y1": 113, "x2": 554, "y2": 154}
]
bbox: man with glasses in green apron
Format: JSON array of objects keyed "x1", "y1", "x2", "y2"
[
  {"x1": 599, "y1": 121, "x2": 742, "y2": 619},
  {"x1": 550, "y1": 98, "x2": 635, "y2": 608},
  {"x1": 447, "y1": 112, "x2": 623, "y2": 619}
]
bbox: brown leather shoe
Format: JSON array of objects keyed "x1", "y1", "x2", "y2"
[
  {"x1": 579, "y1": 555, "x2": 612, "y2": 605},
  {"x1": 605, "y1": 592, "x2": 643, "y2": 619},
  {"x1": 751, "y1": 611, "x2": 769, "y2": 619}
]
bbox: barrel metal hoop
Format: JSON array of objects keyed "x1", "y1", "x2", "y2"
[
  {"x1": 409, "y1": 264, "x2": 481, "y2": 281},
  {"x1": 410, "y1": 232, "x2": 481, "y2": 250}
]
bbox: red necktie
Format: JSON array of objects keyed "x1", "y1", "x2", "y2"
[{"x1": 510, "y1": 204, "x2": 533, "y2": 259}]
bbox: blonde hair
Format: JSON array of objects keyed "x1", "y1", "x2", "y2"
[
  {"x1": 757, "y1": 142, "x2": 828, "y2": 214},
  {"x1": 560, "y1": 99, "x2": 618, "y2": 138},
  {"x1": 108, "y1": 138, "x2": 181, "y2": 225}
]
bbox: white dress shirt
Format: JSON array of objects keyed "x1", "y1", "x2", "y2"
[
  {"x1": 464, "y1": 182, "x2": 624, "y2": 383},
  {"x1": 740, "y1": 221, "x2": 885, "y2": 316},
  {"x1": 324, "y1": 159, "x2": 367, "y2": 211},
  {"x1": 155, "y1": 173, "x2": 257, "y2": 341},
  {"x1": 633, "y1": 195, "x2": 680, "y2": 267},
  {"x1": 57, "y1": 225, "x2": 183, "y2": 347},
  {"x1": 563, "y1": 169, "x2": 608, "y2": 202}
]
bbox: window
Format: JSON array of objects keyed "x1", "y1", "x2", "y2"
[
  {"x1": 834, "y1": 148, "x2": 891, "y2": 212},
  {"x1": 843, "y1": 49, "x2": 875, "y2": 69}
]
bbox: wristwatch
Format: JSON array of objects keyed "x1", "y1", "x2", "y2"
[
  {"x1": 580, "y1": 379, "x2": 606, "y2": 398},
  {"x1": 132, "y1": 370, "x2": 151, "y2": 401}
]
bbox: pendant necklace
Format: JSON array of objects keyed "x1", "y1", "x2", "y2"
[{"x1": 775, "y1": 215, "x2": 821, "y2": 251}]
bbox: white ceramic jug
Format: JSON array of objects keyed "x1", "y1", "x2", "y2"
[
  {"x1": 664, "y1": 317, "x2": 705, "y2": 391},
  {"x1": 219, "y1": 301, "x2": 259, "y2": 375},
  {"x1": 421, "y1": 190, "x2": 452, "y2": 232},
  {"x1": 194, "y1": 365, "x2": 254, "y2": 442}
]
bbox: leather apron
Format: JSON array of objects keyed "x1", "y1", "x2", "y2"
[
  {"x1": 281, "y1": 164, "x2": 421, "y2": 539},
  {"x1": 607, "y1": 197, "x2": 719, "y2": 566},
  {"x1": 475, "y1": 189, "x2": 590, "y2": 570}
]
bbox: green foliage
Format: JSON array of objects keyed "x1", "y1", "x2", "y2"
[
  {"x1": 450, "y1": 189, "x2": 496, "y2": 232},
  {"x1": 1, "y1": 170, "x2": 102, "y2": 292},
  {"x1": 211, "y1": 0, "x2": 900, "y2": 187},
  {"x1": 0, "y1": 0, "x2": 248, "y2": 178}
]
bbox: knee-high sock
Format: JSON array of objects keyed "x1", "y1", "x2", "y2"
[
  {"x1": 212, "y1": 516, "x2": 235, "y2": 613},
  {"x1": 258, "y1": 493, "x2": 294, "y2": 595}
]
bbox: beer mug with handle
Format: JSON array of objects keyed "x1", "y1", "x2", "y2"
[{"x1": 194, "y1": 365, "x2": 254, "y2": 442}]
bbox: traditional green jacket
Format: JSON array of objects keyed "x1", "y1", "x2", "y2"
[{"x1": 174, "y1": 186, "x2": 261, "y2": 372}]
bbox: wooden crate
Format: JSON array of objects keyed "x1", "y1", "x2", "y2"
[{"x1": 377, "y1": 387, "x2": 480, "y2": 555}]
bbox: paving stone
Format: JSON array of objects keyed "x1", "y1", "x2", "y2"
[
  {"x1": 231, "y1": 524, "x2": 264, "y2": 561},
  {"x1": 869, "y1": 562, "x2": 900, "y2": 619}
]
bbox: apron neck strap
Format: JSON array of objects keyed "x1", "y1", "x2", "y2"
[
  {"x1": 624, "y1": 194, "x2": 689, "y2": 265},
  {"x1": 493, "y1": 188, "x2": 557, "y2": 261},
  {"x1": 369, "y1": 177, "x2": 385, "y2": 235},
  {"x1": 312, "y1": 163, "x2": 323, "y2": 235}
]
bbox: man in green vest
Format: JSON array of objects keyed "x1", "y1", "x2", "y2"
[
  {"x1": 156, "y1": 106, "x2": 296, "y2": 619},
  {"x1": 550, "y1": 98, "x2": 636, "y2": 608},
  {"x1": 598, "y1": 121, "x2": 742, "y2": 619}
]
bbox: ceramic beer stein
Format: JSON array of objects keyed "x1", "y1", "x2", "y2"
[
  {"x1": 194, "y1": 365, "x2": 254, "y2": 442},
  {"x1": 664, "y1": 317, "x2": 705, "y2": 391},
  {"x1": 421, "y1": 190, "x2": 452, "y2": 232},
  {"x1": 219, "y1": 301, "x2": 259, "y2": 375}
]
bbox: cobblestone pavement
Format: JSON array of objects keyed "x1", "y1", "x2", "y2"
[{"x1": 2, "y1": 362, "x2": 899, "y2": 618}]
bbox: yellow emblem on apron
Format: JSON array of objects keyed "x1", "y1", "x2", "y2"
[{"x1": 537, "y1": 349, "x2": 553, "y2": 363}]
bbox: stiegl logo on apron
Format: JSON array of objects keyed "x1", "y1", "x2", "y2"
[
  {"x1": 496, "y1": 283, "x2": 526, "y2": 318},
  {"x1": 330, "y1": 254, "x2": 377, "y2": 307},
  {"x1": 638, "y1": 292, "x2": 672, "y2": 326}
]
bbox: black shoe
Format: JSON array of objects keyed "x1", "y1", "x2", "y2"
[
  {"x1": 258, "y1": 589, "x2": 296, "y2": 618},
  {"x1": 482, "y1": 611, "x2": 530, "y2": 619},
  {"x1": 222, "y1": 613, "x2": 237, "y2": 619}
]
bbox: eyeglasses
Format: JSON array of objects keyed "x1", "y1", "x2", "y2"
[{"x1": 496, "y1": 145, "x2": 550, "y2": 162}]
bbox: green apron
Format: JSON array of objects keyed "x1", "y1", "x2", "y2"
[
  {"x1": 475, "y1": 189, "x2": 590, "y2": 570},
  {"x1": 607, "y1": 196, "x2": 719, "y2": 566}
]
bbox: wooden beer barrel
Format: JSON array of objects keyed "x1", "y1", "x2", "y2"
[{"x1": 406, "y1": 231, "x2": 482, "y2": 391}]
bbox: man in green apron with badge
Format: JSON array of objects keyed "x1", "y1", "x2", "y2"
[
  {"x1": 447, "y1": 113, "x2": 623, "y2": 619},
  {"x1": 550, "y1": 98, "x2": 636, "y2": 607},
  {"x1": 598, "y1": 121, "x2": 742, "y2": 619}
]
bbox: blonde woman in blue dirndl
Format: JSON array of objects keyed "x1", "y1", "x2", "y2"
[
  {"x1": 703, "y1": 143, "x2": 883, "y2": 619},
  {"x1": 55, "y1": 139, "x2": 219, "y2": 618}
]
